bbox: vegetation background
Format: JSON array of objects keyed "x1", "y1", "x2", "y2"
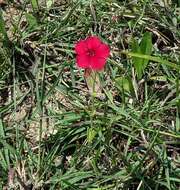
[{"x1": 0, "y1": 0, "x2": 180, "y2": 189}]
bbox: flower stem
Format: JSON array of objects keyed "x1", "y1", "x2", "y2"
[{"x1": 88, "y1": 70, "x2": 97, "y2": 143}]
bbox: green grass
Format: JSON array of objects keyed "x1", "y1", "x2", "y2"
[{"x1": 0, "y1": 0, "x2": 180, "y2": 189}]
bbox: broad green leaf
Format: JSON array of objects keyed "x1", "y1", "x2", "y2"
[
  {"x1": 25, "y1": 13, "x2": 38, "y2": 30},
  {"x1": 31, "y1": 0, "x2": 38, "y2": 10},
  {"x1": 115, "y1": 77, "x2": 134, "y2": 94},
  {"x1": 140, "y1": 32, "x2": 152, "y2": 70},
  {"x1": 131, "y1": 32, "x2": 153, "y2": 79},
  {"x1": 123, "y1": 51, "x2": 180, "y2": 71},
  {"x1": 131, "y1": 39, "x2": 143, "y2": 78}
]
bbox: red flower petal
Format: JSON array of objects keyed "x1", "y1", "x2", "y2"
[
  {"x1": 96, "y1": 43, "x2": 110, "y2": 58},
  {"x1": 75, "y1": 36, "x2": 110, "y2": 70},
  {"x1": 86, "y1": 36, "x2": 101, "y2": 50},
  {"x1": 75, "y1": 40, "x2": 87, "y2": 55},
  {"x1": 90, "y1": 56, "x2": 106, "y2": 70},
  {"x1": 76, "y1": 55, "x2": 90, "y2": 68}
]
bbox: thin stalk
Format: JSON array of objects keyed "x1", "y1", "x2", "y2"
[
  {"x1": 90, "y1": 71, "x2": 97, "y2": 128},
  {"x1": 12, "y1": 50, "x2": 19, "y2": 153},
  {"x1": 37, "y1": 26, "x2": 48, "y2": 176}
]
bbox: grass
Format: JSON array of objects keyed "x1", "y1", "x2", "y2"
[{"x1": 0, "y1": 0, "x2": 180, "y2": 189}]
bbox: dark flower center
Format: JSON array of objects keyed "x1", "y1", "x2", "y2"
[{"x1": 87, "y1": 49, "x2": 96, "y2": 56}]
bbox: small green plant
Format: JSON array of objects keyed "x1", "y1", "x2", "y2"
[{"x1": 131, "y1": 32, "x2": 152, "y2": 79}]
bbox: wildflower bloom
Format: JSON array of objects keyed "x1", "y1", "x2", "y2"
[{"x1": 75, "y1": 36, "x2": 110, "y2": 70}]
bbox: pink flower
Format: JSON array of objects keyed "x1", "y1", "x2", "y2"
[{"x1": 75, "y1": 36, "x2": 110, "y2": 71}]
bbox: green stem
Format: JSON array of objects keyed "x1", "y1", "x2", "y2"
[{"x1": 90, "y1": 71, "x2": 96, "y2": 128}]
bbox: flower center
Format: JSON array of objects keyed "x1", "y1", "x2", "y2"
[{"x1": 87, "y1": 49, "x2": 96, "y2": 56}]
